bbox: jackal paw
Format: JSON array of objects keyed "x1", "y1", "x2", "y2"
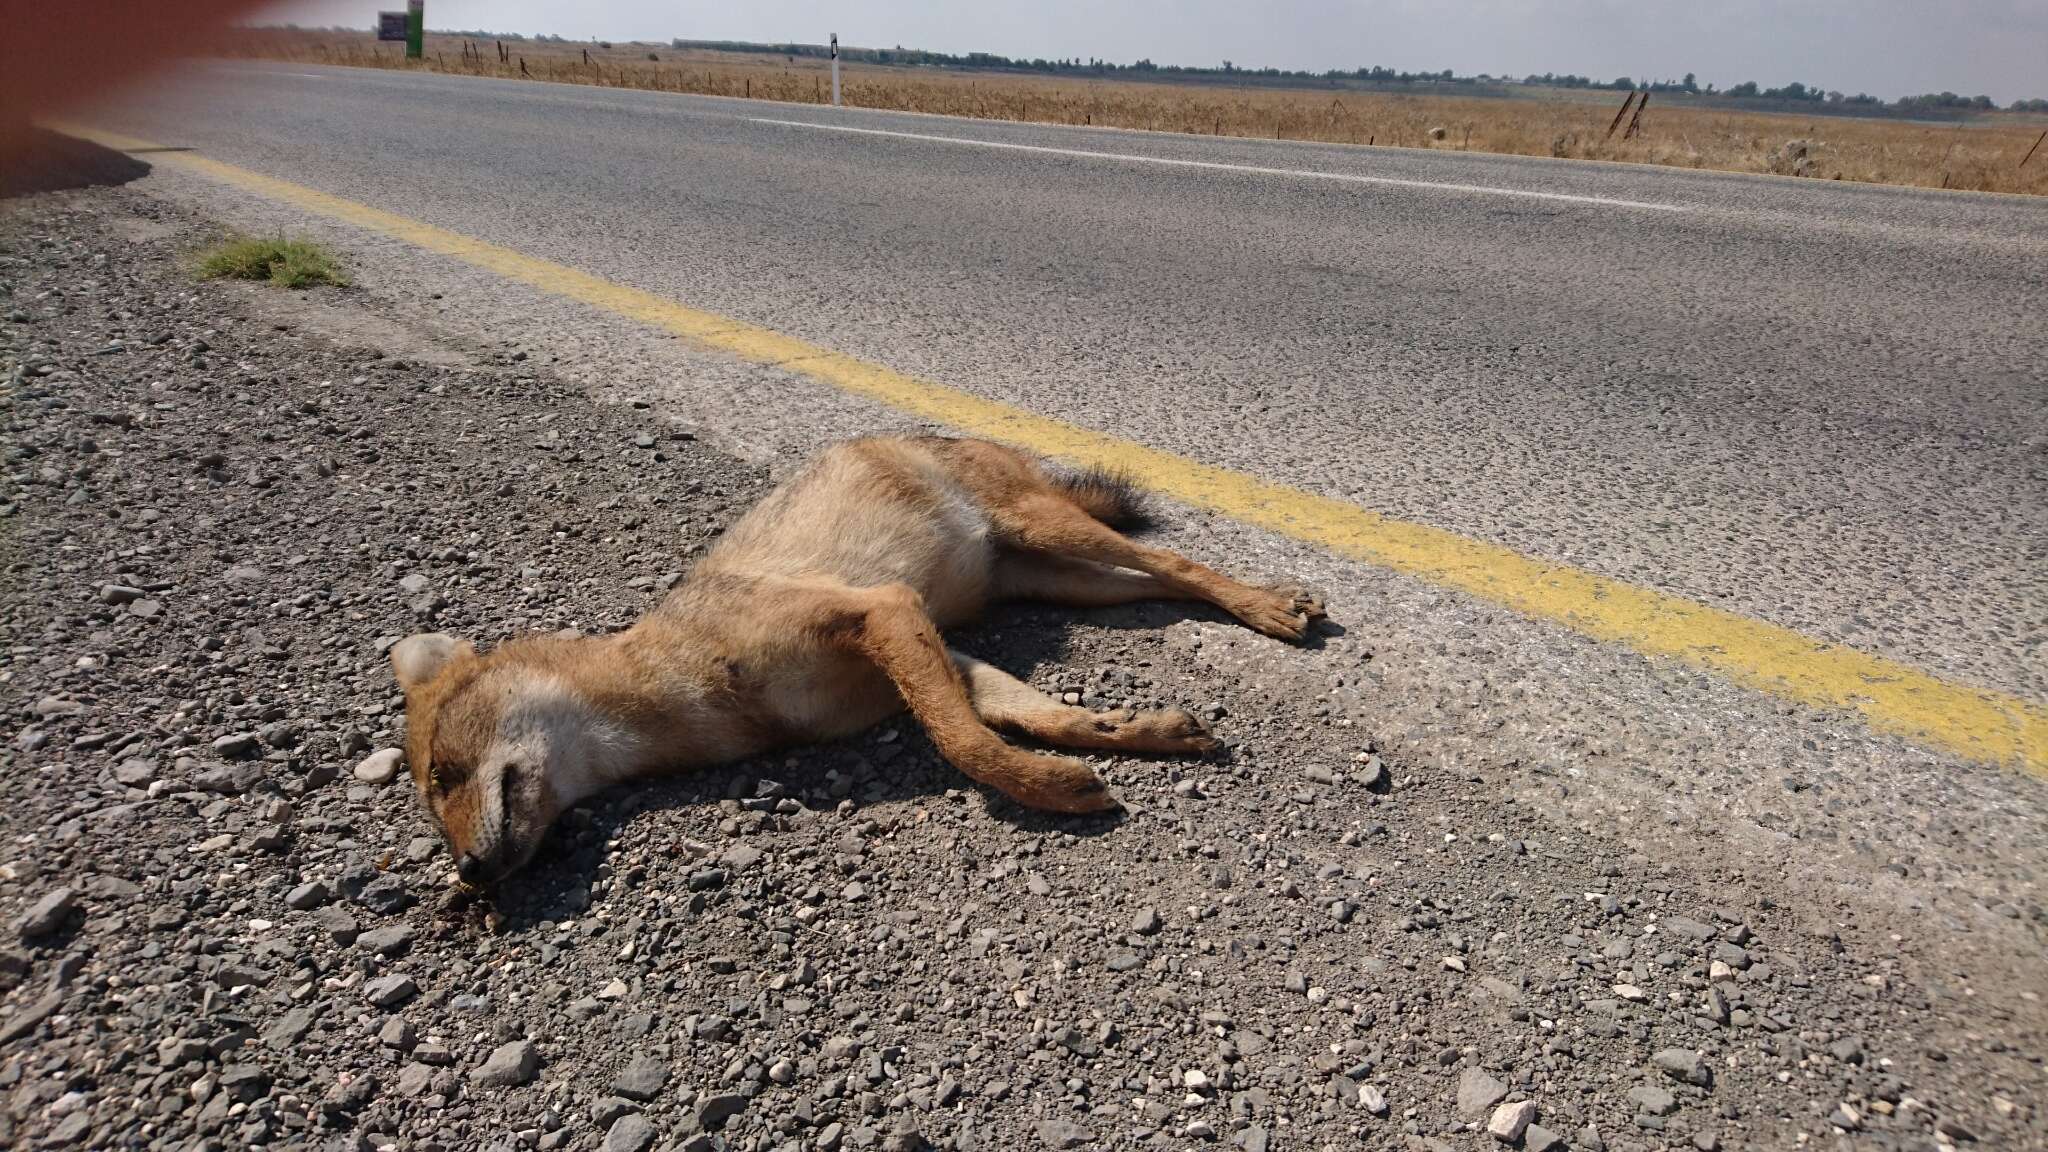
[
  {"x1": 1015, "y1": 753, "x2": 1122, "y2": 814},
  {"x1": 1238, "y1": 584, "x2": 1327, "y2": 642},
  {"x1": 1106, "y1": 706, "x2": 1222, "y2": 755}
]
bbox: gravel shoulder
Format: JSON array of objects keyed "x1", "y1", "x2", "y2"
[{"x1": 2, "y1": 184, "x2": 2043, "y2": 1152}]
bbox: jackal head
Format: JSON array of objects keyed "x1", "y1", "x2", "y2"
[{"x1": 390, "y1": 632, "x2": 640, "y2": 887}]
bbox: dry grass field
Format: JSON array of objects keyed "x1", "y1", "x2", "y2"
[{"x1": 222, "y1": 29, "x2": 2048, "y2": 196}]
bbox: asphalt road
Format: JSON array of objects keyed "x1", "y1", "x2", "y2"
[{"x1": 83, "y1": 62, "x2": 2048, "y2": 705}]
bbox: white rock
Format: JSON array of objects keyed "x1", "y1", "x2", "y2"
[
  {"x1": 354, "y1": 748, "x2": 403, "y2": 784},
  {"x1": 1488, "y1": 1100, "x2": 1537, "y2": 1142}
]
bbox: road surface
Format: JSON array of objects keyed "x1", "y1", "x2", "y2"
[{"x1": 83, "y1": 62, "x2": 2048, "y2": 702}]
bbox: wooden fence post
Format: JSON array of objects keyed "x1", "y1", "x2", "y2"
[
  {"x1": 1622, "y1": 90, "x2": 1649, "y2": 140},
  {"x1": 1605, "y1": 90, "x2": 1637, "y2": 139}
]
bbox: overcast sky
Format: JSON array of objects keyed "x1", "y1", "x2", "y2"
[{"x1": 263, "y1": 1, "x2": 2048, "y2": 104}]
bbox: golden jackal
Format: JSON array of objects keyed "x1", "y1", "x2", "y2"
[{"x1": 392, "y1": 436, "x2": 1324, "y2": 885}]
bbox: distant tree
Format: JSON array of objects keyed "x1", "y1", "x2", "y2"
[
  {"x1": 1681, "y1": 71, "x2": 1697, "y2": 92},
  {"x1": 1762, "y1": 81, "x2": 1824, "y2": 101},
  {"x1": 1895, "y1": 91, "x2": 1996, "y2": 111},
  {"x1": 2011, "y1": 97, "x2": 2048, "y2": 112},
  {"x1": 1610, "y1": 75, "x2": 1633, "y2": 90},
  {"x1": 1726, "y1": 80, "x2": 1759, "y2": 97}
]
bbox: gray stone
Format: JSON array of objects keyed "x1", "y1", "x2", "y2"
[
  {"x1": 1037, "y1": 1118, "x2": 1095, "y2": 1149},
  {"x1": 357, "y1": 924, "x2": 417, "y2": 956},
  {"x1": 1660, "y1": 916, "x2": 1717, "y2": 942},
  {"x1": 0, "y1": 989, "x2": 61, "y2": 1045},
  {"x1": 354, "y1": 874, "x2": 413, "y2": 915},
  {"x1": 313, "y1": 905, "x2": 360, "y2": 944},
  {"x1": 218, "y1": 1063, "x2": 270, "y2": 1102},
  {"x1": 210, "y1": 732, "x2": 259, "y2": 758},
  {"x1": 1711, "y1": 942, "x2": 1750, "y2": 969},
  {"x1": 363, "y1": 973, "x2": 417, "y2": 1008},
  {"x1": 321, "y1": 1071, "x2": 379, "y2": 1115},
  {"x1": 378, "y1": 1016, "x2": 416, "y2": 1051},
  {"x1": 1132, "y1": 907, "x2": 1163, "y2": 935},
  {"x1": 603, "y1": 1113, "x2": 656, "y2": 1152},
  {"x1": 192, "y1": 762, "x2": 264, "y2": 794},
  {"x1": 471, "y1": 1039, "x2": 540, "y2": 1087},
  {"x1": 285, "y1": 881, "x2": 329, "y2": 910},
  {"x1": 1629, "y1": 1085, "x2": 1678, "y2": 1116},
  {"x1": 45, "y1": 1112, "x2": 92, "y2": 1146},
  {"x1": 1524, "y1": 1123, "x2": 1564, "y2": 1152},
  {"x1": 113, "y1": 757, "x2": 157, "y2": 787},
  {"x1": 591, "y1": 1097, "x2": 641, "y2": 1127},
  {"x1": 695, "y1": 1092, "x2": 747, "y2": 1129},
  {"x1": 16, "y1": 886, "x2": 76, "y2": 938},
  {"x1": 263, "y1": 1008, "x2": 316, "y2": 1049},
  {"x1": 611, "y1": 1054, "x2": 669, "y2": 1101},
  {"x1": 159, "y1": 1036, "x2": 210, "y2": 1066},
  {"x1": 1458, "y1": 1067, "x2": 1510, "y2": 1114},
  {"x1": 1652, "y1": 1049, "x2": 1713, "y2": 1087}
]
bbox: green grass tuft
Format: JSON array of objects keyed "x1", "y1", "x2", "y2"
[{"x1": 197, "y1": 235, "x2": 348, "y2": 289}]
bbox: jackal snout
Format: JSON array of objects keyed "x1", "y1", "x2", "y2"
[{"x1": 389, "y1": 631, "x2": 616, "y2": 885}]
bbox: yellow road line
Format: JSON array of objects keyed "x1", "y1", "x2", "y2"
[{"x1": 69, "y1": 125, "x2": 2047, "y2": 777}]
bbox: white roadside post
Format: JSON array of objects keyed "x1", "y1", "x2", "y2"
[{"x1": 830, "y1": 33, "x2": 841, "y2": 106}]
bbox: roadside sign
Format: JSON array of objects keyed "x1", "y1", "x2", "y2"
[
  {"x1": 376, "y1": 11, "x2": 405, "y2": 41},
  {"x1": 406, "y1": 0, "x2": 424, "y2": 59}
]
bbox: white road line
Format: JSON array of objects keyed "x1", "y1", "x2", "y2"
[{"x1": 752, "y1": 117, "x2": 1687, "y2": 212}]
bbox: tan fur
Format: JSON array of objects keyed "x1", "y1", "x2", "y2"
[{"x1": 393, "y1": 435, "x2": 1325, "y2": 885}]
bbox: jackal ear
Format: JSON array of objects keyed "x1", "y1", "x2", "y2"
[{"x1": 390, "y1": 633, "x2": 474, "y2": 692}]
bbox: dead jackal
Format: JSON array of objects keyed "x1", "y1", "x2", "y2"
[{"x1": 391, "y1": 436, "x2": 1325, "y2": 885}]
